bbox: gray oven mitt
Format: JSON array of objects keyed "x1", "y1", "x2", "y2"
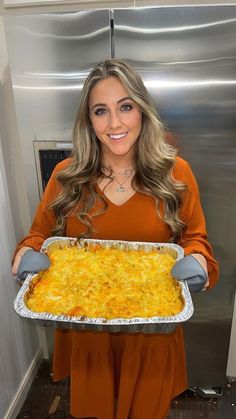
[
  {"x1": 171, "y1": 255, "x2": 207, "y2": 292},
  {"x1": 17, "y1": 249, "x2": 51, "y2": 281}
]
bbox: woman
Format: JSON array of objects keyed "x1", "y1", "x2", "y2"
[{"x1": 12, "y1": 59, "x2": 219, "y2": 419}]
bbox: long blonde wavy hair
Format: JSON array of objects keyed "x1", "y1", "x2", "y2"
[{"x1": 50, "y1": 59, "x2": 186, "y2": 241}]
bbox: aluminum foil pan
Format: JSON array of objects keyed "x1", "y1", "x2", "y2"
[{"x1": 14, "y1": 238, "x2": 194, "y2": 334}]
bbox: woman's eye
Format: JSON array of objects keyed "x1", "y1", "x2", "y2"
[
  {"x1": 121, "y1": 103, "x2": 133, "y2": 112},
  {"x1": 94, "y1": 107, "x2": 107, "y2": 116}
]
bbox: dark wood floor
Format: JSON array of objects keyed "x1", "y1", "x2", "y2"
[{"x1": 17, "y1": 360, "x2": 236, "y2": 419}]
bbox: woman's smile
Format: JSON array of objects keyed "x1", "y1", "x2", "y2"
[{"x1": 108, "y1": 132, "x2": 128, "y2": 141}]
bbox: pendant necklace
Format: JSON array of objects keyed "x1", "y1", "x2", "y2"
[{"x1": 113, "y1": 173, "x2": 132, "y2": 192}]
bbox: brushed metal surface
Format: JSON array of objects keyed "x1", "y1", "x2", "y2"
[
  {"x1": 114, "y1": 5, "x2": 236, "y2": 387},
  {"x1": 3, "y1": 10, "x2": 111, "y2": 215}
]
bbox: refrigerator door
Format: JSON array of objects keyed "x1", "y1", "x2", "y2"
[
  {"x1": 4, "y1": 10, "x2": 111, "y2": 215},
  {"x1": 114, "y1": 5, "x2": 236, "y2": 388}
]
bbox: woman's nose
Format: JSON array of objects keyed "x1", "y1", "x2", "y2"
[{"x1": 108, "y1": 110, "x2": 122, "y2": 128}]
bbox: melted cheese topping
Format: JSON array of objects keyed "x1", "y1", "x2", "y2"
[{"x1": 26, "y1": 246, "x2": 183, "y2": 319}]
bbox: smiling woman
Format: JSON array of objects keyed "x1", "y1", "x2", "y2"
[{"x1": 12, "y1": 59, "x2": 219, "y2": 419}]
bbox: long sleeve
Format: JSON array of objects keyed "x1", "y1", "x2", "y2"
[
  {"x1": 175, "y1": 159, "x2": 219, "y2": 288},
  {"x1": 13, "y1": 158, "x2": 70, "y2": 256}
]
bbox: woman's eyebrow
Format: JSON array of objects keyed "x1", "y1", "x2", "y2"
[
  {"x1": 91, "y1": 103, "x2": 106, "y2": 111},
  {"x1": 91, "y1": 96, "x2": 133, "y2": 112},
  {"x1": 117, "y1": 96, "x2": 133, "y2": 103}
]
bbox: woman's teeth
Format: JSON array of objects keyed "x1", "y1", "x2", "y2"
[{"x1": 109, "y1": 132, "x2": 127, "y2": 140}]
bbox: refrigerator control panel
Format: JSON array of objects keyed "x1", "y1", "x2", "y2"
[{"x1": 33, "y1": 141, "x2": 73, "y2": 198}]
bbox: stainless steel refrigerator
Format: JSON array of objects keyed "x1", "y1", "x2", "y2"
[
  {"x1": 113, "y1": 4, "x2": 236, "y2": 394},
  {"x1": 4, "y1": 4, "x2": 236, "y2": 394}
]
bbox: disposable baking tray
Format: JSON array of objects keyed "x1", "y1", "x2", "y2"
[{"x1": 14, "y1": 237, "x2": 194, "y2": 334}]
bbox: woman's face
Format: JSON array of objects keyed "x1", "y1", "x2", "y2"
[{"x1": 89, "y1": 76, "x2": 142, "y2": 161}]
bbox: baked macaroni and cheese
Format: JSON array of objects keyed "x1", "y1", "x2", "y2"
[{"x1": 26, "y1": 245, "x2": 184, "y2": 319}]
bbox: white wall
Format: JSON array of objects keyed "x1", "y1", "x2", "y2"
[
  {"x1": 0, "y1": 135, "x2": 42, "y2": 419},
  {"x1": 0, "y1": 13, "x2": 43, "y2": 419},
  {"x1": 227, "y1": 301, "x2": 236, "y2": 378}
]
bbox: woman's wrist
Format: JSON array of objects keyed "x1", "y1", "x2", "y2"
[
  {"x1": 191, "y1": 253, "x2": 207, "y2": 271},
  {"x1": 12, "y1": 246, "x2": 33, "y2": 276},
  {"x1": 190, "y1": 253, "x2": 209, "y2": 289},
  {"x1": 17, "y1": 246, "x2": 33, "y2": 258}
]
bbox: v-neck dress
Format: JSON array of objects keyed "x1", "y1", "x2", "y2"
[{"x1": 14, "y1": 157, "x2": 219, "y2": 419}]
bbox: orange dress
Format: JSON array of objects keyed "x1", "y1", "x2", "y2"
[{"x1": 15, "y1": 157, "x2": 219, "y2": 419}]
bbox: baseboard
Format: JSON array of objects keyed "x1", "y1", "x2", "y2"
[{"x1": 3, "y1": 349, "x2": 43, "y2": 419}]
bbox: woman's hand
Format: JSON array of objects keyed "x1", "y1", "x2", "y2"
[
  {"x1": 12, "y1": 247, "x2": 51, "y2": 281},
  {"x1": 171, "y1": 253, "x2": 209, "y2": 292},
  {"x1": 12, "y1": 246, "x2": 33, "y2": 276}
]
